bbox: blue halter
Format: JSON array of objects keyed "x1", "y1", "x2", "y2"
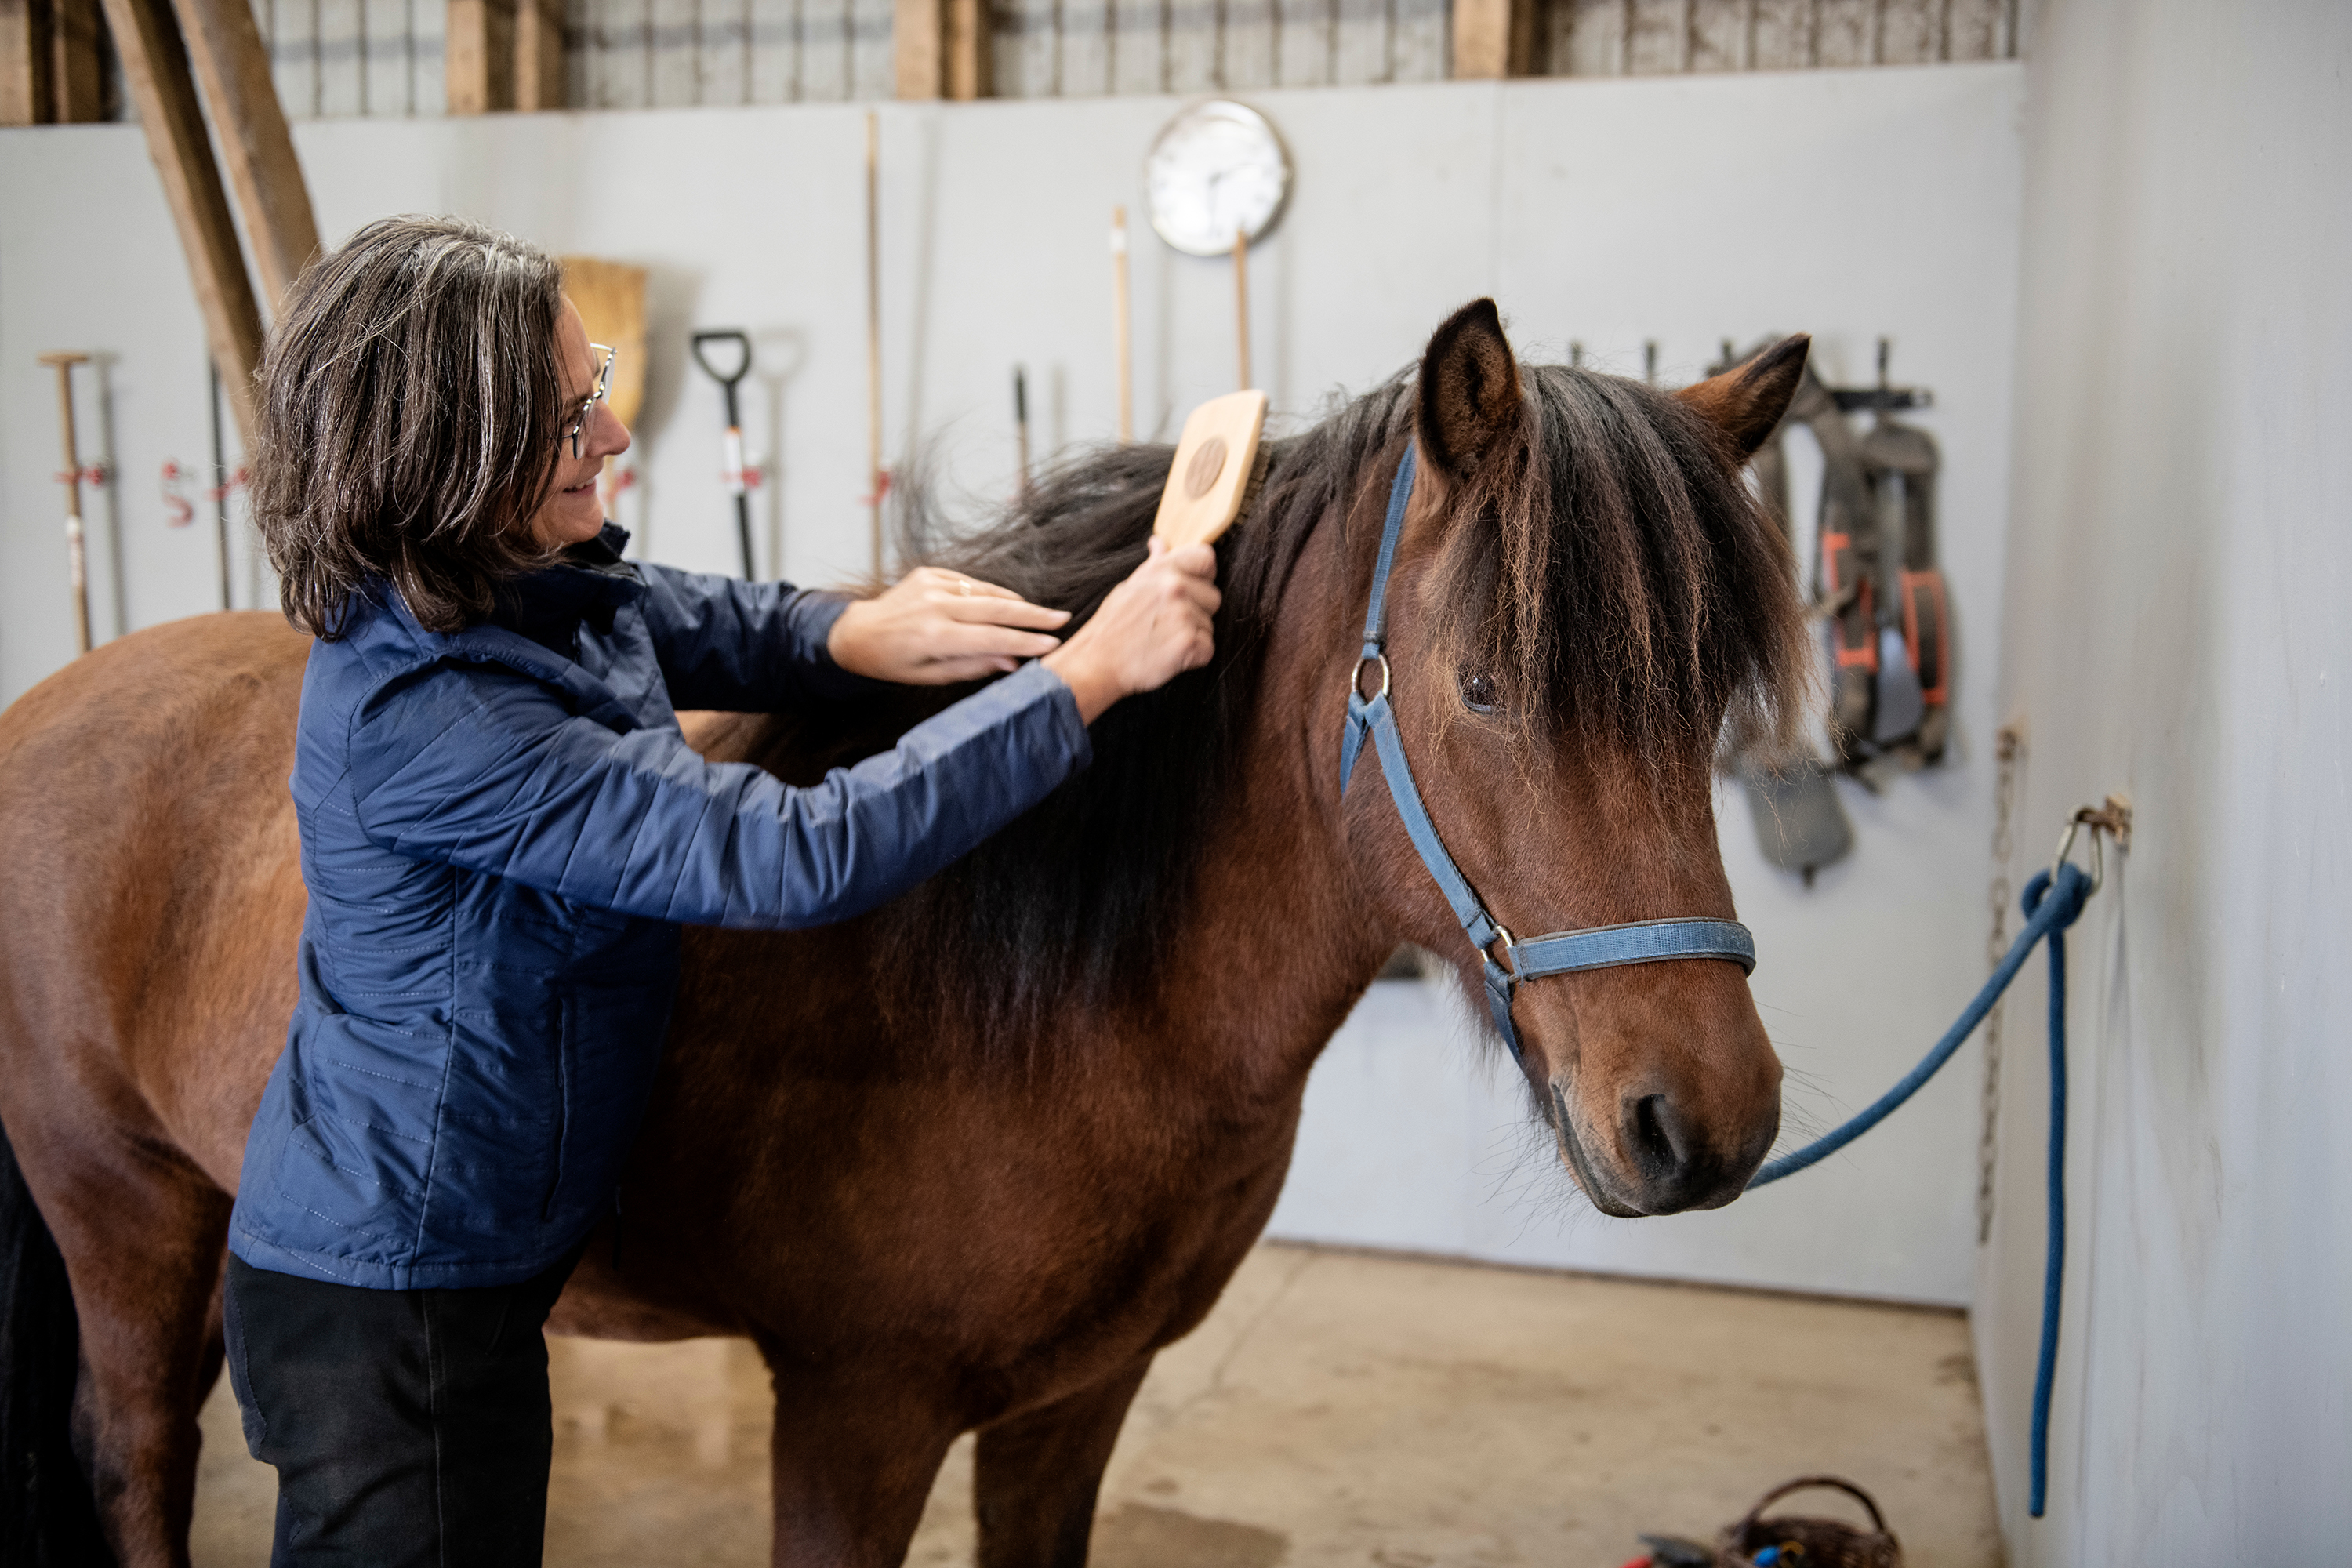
[{"x1": 1339, "y1": 441, "x2": 1759, "y2": 1065}]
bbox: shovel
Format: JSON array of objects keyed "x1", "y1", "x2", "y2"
[
  {"x1": 691, "y1": 330, "x2": 757, "y2": 578},
  {"x1": 1741, "y1": 757, "x2": 1853, "y2": 887}
]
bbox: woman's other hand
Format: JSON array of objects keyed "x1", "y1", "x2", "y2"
[
  {"x1": 828, "y1": 567, "x2": 1071, "y2": 684},
  {"x1": 1042, "y1": 537, "x2": 1220, "y2": 724}
]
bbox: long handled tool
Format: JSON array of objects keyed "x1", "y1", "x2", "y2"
[
  {"x1": 1232, "y1": 230, "x2": 1252, "y2": 391},
  {"x1": 690, "y1": 330, "x2": 757, "y2": 578},
  {"x1": 210, "y1": 361, "x2": 233, "y2": 610},
  {"x1": 1110, "y1": 206, "x2": 1133, "y2": 441},
  {"x1": 38, "y1": 352, "x2": 95, "y2": 654},
  {"x1": 865, "y1": 108, "x2": 884, "y2": 579},
  {"x1": 1012, "y1": 365, "x2": 1032, "y2": 499}
]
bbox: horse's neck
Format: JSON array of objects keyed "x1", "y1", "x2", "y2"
[{"x1": 1131, "y1": 508, "x2": 1399, "y2": 1109}]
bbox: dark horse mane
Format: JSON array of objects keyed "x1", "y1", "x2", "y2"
[{"x1": 757, "y1": 362, "x2": 1806, "y2": 1050}]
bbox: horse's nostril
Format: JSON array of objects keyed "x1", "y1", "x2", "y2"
[{"x1": 1626, "y1": 1093, "x2": 1695, "y2": 1188}]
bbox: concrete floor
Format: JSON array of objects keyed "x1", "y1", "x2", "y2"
[{"x1": 191, "y1": 1243, "x2": 2002, "y2": 1566}]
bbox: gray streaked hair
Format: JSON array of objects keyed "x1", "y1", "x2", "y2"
[{"x1": 251, "y1": 215, "x2": 565, "y2": 639}]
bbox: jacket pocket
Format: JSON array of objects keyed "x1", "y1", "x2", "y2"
[
  {"x1": 539, "y1": 1035, "x2": 570, "y2": 1223},
  {"x1": 540, "y1": 982, "x2": 673, "y2": 1232},
  {"x1": 431, "y1": 994, "x2": 564, "y2": 1243}
]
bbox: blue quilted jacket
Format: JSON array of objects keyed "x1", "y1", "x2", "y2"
[{"x1": 229, "y1": 526, "x2": 1091, "y2": 1290}]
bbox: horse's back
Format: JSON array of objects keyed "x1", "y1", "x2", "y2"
[{"x1": 0, "y1": 613, "x2": 310, "y2": 1187}]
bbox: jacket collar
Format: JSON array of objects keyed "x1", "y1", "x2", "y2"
[
  {"x1": 491, "y1": 523, "x2": 645, "y2": 655},
  {"x1": 350, "y1": 526, "x2": 647, "y2": 734}
]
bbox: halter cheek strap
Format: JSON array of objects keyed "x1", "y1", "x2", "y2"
[{"x1": 1340, "y1": 441, "x2": 1758, "y2": 1065}]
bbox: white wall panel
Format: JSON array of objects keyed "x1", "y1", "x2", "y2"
[{"x1": 1978, "y1": 0, "x2": 2352, "y2": 1558}]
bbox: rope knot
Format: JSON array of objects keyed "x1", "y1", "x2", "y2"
[{"x1": 2021, "y1": 861, "x2": 2094, "y2": 929}]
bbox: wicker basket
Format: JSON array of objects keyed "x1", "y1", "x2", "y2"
[{"x1": 1715, "y1": 1476, "x2": 1904, "y2": 1568}]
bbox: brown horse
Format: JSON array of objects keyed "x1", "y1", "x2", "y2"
[{"x1": 0, "y1": 301, "x2": 1809, "y2": 1567}]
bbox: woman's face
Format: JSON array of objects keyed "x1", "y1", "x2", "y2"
[{"x1": 528, "y1": 299, "x2": 632, "y2": 552}]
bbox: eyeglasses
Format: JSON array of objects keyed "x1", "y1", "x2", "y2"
[{"x1": 560, "y1": 343, "x2": 617, "y2": 459}]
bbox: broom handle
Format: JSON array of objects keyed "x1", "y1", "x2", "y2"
[
  {"x1": 212, "y1": 361, "x2": 233, "y2": 611},
  {"x1": 1111, "y1": 206, "x2": 1132, "y2": 442},
  {"x1": 1232, "y1": 229, "x2": 1250, "y2": 392},
  {"x1": 40, "y1": 353, "x2": 93, "y2": 655},
  {"x1": 865, "y1": 110, "x2": 884, "y2": 582}
]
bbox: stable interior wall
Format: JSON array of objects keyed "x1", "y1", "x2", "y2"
[
  {"x1": 0, "y1": 62, "x2": 2020, "y2": 1305},
  {"x1": 1975, "y1": 0, "x2": 2352, "y2": 1559}
]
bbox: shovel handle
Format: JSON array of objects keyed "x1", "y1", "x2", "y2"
[{"x1": 690, "y1": 329, "x2": 753, "y2": 387}]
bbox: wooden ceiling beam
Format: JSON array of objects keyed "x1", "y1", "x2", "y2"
[
  {"x1": 1, "y1": 0, "x2": 56, "y2": 125},
  {"x1": 49, "y1": 0, "x2": 103, "y2": 118},
  {"x1": 93, "y1": 0, "x2": 265, "y2": 436},
  {"x1": 168, "y1": 0, "x2": 319, "y2": 304},
  {"x1": 514, "y1": 0, "x2": 564, "y2": 110},
  {"x1": 1452, "y1": 0, "x2": 1537, "y2": 78},
  {"x1": 448, "y1": 0, "x2": 515, "y2": 113},
  {"x1": 895, "y1": 0, "x2": 989, "y2": 100}
]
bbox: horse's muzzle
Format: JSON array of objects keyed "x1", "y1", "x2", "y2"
[{"x1": 1549, "y1": 1082, "x2": 1771, "y2": 1217}]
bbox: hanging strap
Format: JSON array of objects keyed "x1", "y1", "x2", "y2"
[
  {"x1": 1867, "y1": 415, "x2": 1948, "y2": 765},
  {"x1": 1789, "y1": 371, "x2": 1881, "y2": 762}
]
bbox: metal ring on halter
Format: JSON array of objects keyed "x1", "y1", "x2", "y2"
[
  {"x1": 1483, "y1": 923, "x2": 1516, "y2": 975},
  {"x1": 2051, "y1": 816, "x2": 2104, "y2": 895},
  {"x1": 1354, "y1": 652, "x2": 1391, "y2": 702}
]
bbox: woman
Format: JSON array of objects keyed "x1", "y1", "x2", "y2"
[{"x1": 222, "y1": 215, "x2": 1219, "y2": 1565}]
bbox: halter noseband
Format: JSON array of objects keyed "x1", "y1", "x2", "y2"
[{"x1": 1338, "y1": 441, "x2": 1759, "y2": 1065}]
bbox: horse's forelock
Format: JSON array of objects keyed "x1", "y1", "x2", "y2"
[{"x1": 1425, "y1": 363, "x2": 1811, "y2": 785}]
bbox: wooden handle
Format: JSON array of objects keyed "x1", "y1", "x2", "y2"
[
  {"x1": 865, "y1": 109, "x2": 884, "y2": 580},
  {"x1": 41, "y1": 354, "x2": 94, "y2": 655},
  {"x1": 1232, "y1": 230, "x2": 1251, "y2": 393},
  {"x1": 1111, "y1": 206, "x2": 1132, "y2": 443}
]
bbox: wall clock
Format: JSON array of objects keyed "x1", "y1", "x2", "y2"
[{"x1": 1143, "y1": 100, "x2": 1293, "y2": 257}]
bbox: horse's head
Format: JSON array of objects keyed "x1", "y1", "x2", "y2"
[{"x1": 1340, "y1": 300, "x2": 1811, "y2": 1217}]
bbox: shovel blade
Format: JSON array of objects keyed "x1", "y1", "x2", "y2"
[{"x1": 1742, "y1": 760, "x2": 1853, "y2": 877}]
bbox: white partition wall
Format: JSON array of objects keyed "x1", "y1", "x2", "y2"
[
  {"x1": 0, "y1": 64, "x2": 2020, "y2": 1306},
  {"x1": 1976, "y1": 0, "x2": 2352, "y2": 1559}
]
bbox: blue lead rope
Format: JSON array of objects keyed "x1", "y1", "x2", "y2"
[{"x1": 1748, "y1": 859, "x2": 2092, "y2": 1519}]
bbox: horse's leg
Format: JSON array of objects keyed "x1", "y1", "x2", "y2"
[
  {"x1": 762, "y1": 1363, "x2": 958, "y2": 1568},
  {"x1": 46, "y1": 1147, "x2": 231, "y2": 1568},
  {"x1": 971, "y1": 1359, "x2": 1153, "y2": 1568}
]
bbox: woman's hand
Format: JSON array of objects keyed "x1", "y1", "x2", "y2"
[
  {"x1": 828, "y1": 567, "x2": 1072, "y2": 685},
  {"x1": 1041, "y1": 537, "x2": 1220, "y2": 724}
]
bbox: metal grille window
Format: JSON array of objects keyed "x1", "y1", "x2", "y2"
[
  {"x1": 1544, "y1": 0, "x2": 2019, "y2": 77},
  {"x1": 220, "y1": 0, "x2": 2017, "y2": 119},
  {"x1": 990, "y1": 0, "x2": 1453, "y2": 96},
  {"x1": 259, "y1": 0, "x2": 450, "y2": 117}
]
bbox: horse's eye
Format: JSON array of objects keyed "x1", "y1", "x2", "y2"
[{"x1": 1459, "y1": 672, "x2": 1501, "y2": 713}]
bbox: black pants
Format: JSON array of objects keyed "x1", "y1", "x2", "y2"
[{"x1": 223, "y1": 1247, "x2": 583, "y2": 1567}]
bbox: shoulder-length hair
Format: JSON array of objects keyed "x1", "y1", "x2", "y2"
[{"x1": 252, "y1": 216, "x2": 566, "y2": 639}]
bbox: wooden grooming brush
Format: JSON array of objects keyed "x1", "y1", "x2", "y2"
[{"x1": 1152, "y1": 389, "x2": 1268, "y2": 549}]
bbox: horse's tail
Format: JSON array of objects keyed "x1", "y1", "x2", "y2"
[{"x1": 0, "y1": 1116, "x2": 115, "y2": 1564}]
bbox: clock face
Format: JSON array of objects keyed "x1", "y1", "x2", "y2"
[{"x1": 1144, "y1": 101, "x2": 1293, "y2": 256}]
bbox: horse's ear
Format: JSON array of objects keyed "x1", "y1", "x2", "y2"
[
  {"x1": 1674, "y1": 333, "x2": 1811, "y2": 459},
  {"x1": 1417, "y1": 299, "x2": 1524, "y2": 478}
]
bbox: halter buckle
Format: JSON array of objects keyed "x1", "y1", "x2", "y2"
[
  {"x1": 1482, "y1": 924, "x2": 1517, "y2": 977},
  {"x1": 1352, "y1": 652, "x2": 1391, "y2": 703}
]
